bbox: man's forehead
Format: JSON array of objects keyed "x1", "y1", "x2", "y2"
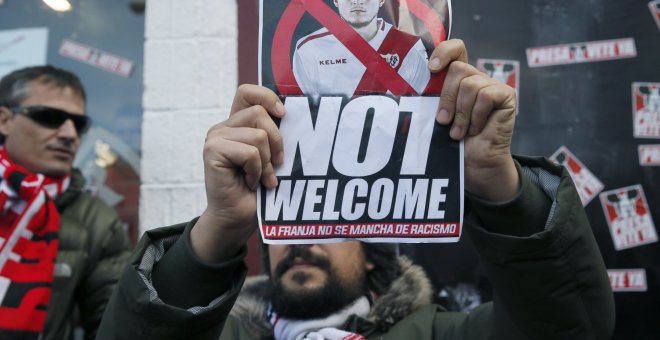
[{"x1": 21, "y1": 81, "x2": 85, "y2": 109}]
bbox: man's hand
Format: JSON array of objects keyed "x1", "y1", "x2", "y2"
[
  {"x1": 191, "y1": 84, "x2": 286, "y2": 263},
  {"x1": 428, "y1": 39, "x2": 519, "y2": 202}
]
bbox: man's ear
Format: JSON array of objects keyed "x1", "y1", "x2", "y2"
[
  {"x1": 365, "y1": 261, "x2": 375, "y2": 272},
  {"x1": 0, "y1": 107, "x2": 13, "y2": 136}
]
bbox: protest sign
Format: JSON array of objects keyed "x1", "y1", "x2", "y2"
[{"x1": 258, "y1": 0, "x2": 462, "y2": 244}]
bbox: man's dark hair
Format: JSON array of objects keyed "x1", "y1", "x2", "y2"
[
  {"x1": 0, "y1": 65, "x2": 87, "y2": 108},
  {"x1": 261, "y1": 243, "x2": 401, "y2": 296},
  {"x1": 362, "y1": 243, "x2": 401, "y2": 295}
]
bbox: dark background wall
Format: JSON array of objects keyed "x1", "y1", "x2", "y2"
[
  {"x1": 240, "y1": 0, "x2": 660, "y2": 338},
  {"x1": 418, "y1": 1, "x2": 660, "y2": 338}
]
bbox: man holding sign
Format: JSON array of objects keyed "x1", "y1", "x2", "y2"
[{"x1": 98, "y1": 40, "x2": 614, "y2": 339}]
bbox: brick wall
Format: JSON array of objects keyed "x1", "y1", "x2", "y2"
[{"x1": 140, "y1": 0, "x2": 237, "y2": 232}]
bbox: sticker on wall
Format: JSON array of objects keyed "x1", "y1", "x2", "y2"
[
  {"x1": 550, "y1": 146, "x2": 603, "y2": 206},
  {"x1": 600, "y1": 185, "x2": 658, "y2": 251},
  {"x1": 476, "y1": 58, "x2": 519, "y2": 98},
  {"x1": 650, "y1": 0, "x2": 660, "y2": 31},
  {"x1": 58, "y1": 39, "x2": 134, "y2": 77},
  {"x1": 526, "y1": 38, "x2": 636, "y2": 67},
  {"x1": 639, "y1": 144, "x2": 660, "y2": 166},
  {"x1": 632, "y1": 82, "x2": 660, "y2": 138},
  {"x1": 607, "y1": 269, "x2": 648, "y2": 292}
]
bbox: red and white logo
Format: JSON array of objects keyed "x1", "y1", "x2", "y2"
[
  {"x1": 381, "y1": 53, "x2": 400, "y2": 68},
  {"x1": 650, "y1": 1, "x2": 660, "y2": 31},
  {"x1": 58, "y1": 39, "x2": 134, "y2": 78},
  {"x1": 476, "y1": 59, "x2": 519, "y2": 90},
  {"x1": 639, "y1": 144, "x2": 660, "y2": 166},
  {"x1": 526, "y1": 38, "x2": 636, "y2": 67},
  {"x1": 600, "y1": 185, "x2": 658, "y2": 251},
  {"x1": 607, "y1": 269, "x2": 648, "y2": 292},
  {"x1": 550, "y1": 146, "x2": 603, "y2": 206},
  {"x1": 632, "y1": 82, "x2": 660, "y2": 138}
]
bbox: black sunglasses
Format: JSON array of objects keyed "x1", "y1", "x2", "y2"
[{"x1": 9, "y1": 106, "x2": 91, "y2": 135}]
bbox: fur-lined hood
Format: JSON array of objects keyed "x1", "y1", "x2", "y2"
[{"x1": 229, "y1": 257, "x2": 433, "y2": 338}]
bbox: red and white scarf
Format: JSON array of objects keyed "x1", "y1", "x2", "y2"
[
  {"x1": 0, "y1": 146, "x2": 69, "y2": 338},
  {"x1": 270, "y1": 296, "x2": 369, "y2": 340}
]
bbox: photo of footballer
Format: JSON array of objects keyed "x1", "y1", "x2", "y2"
[
  {"x1": 261, "y1": 0, "x2": 450, "y2": 98},
  {"x1": 293, "y1": 0, "x2": 433, "y2": 97}
]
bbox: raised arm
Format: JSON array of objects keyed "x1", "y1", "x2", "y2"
[
  {"x1": 428, "y1": 39, "x2": 519, "y2": 203},
  {"x1": 97, "y1": 85, "x2": 287, "y2": 339},
  {"x1": 427, "y1": 39, "x2": 614, "y2": 339},
  {"x1": 191, "y1": 84, "x2": 286, "y2": 263}
]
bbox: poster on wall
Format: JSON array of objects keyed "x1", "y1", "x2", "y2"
[
  {"x1": 476, "y1": 58, "x2": 519, "y2": 95},
  {"x1": 607, "y1": 269, "x2": 648, "y2": 292},
  {"x1": 650, "y1": 0, "x2": 660, "y2": 31},
  {"x1": 632, "y1": 82, "x2": 660, "y2": 139},
  {"x1": 526, "y1": 38, "x2": 636, "y2": 67},
  {"x1": 257, "y1": 0, "x2": 462, "y2": 244},
  {"x1": 0, "y1": 27, "x2": 48, "y2": 79},
  {"x1": 550, "y1": 146, "x2": 604, "y2": 206},
  {"x1": 599, "y1": 184, "x2": 658, "y2": 251},
  {"x1": 58, "y1": 39, "x2": 134, "y2": 77},
  {"x1": 639, "y1": 144, "x2": 660, "y2": 166}
]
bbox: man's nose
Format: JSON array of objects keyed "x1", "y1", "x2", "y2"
[{"x1": 57, "y1": 119, "x2": 79, "y2": 139}]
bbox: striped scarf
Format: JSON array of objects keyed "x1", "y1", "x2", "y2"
[
  {"x1": 270, "y1": 296, "x2": 369, "y2": 340},
  {"x1": 0, "y1": 146, "x2": 69, "y2": 339}
]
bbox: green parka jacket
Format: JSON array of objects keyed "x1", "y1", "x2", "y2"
[
  {"x1": 98, "y1": 156, "x2": 615, "y2": 339},
  {"x1": 43, "y1": 169, "x2": 130, "y2": 340}
]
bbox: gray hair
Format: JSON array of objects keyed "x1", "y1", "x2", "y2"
[
  {"x1": 0, "y1": 65, "x2": 86, "y2": 108},
  {"x1": 0, "y1": 65, "x2": 86, "y2": 143}
]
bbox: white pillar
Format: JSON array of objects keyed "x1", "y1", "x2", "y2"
[{"x1": 140, "y1": 0, "x2": 238, "y2": 233}]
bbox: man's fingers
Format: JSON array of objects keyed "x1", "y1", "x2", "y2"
[
  {"x1": 204, "y1": 139, "x2": 263, "y2": 191},
  {"x1": 210, "y1": 127, "x2": 279, "y2": 188},
  {"x1": 231, "y1": 84, "x2": 286, "y2": 118},
  {"x1": 437, "y1": 61, "x2": 480, "y2": 125},
  {"x1": 439, "y1": 61, "x2": 509, "y2": 140},
  {"x1": 456, "y1": 77, "x2": 501, "y2": 138},
  {"x1": 222, "y1": 104, "x2": 285, "y2": 165},
  {"x1": 470, "y1": 84, "x2": 516, "y2": 136},
  {"x1": 428, "y1": 39, "x2": 468, "y2": 72}
]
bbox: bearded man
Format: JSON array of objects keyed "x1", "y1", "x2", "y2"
[{"x1": 98, "y1": 40, "x2": 614, "y2": 340}]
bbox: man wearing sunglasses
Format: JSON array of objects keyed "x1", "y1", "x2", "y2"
[{"x1": 0, "y1": 66, "x2": 130, "y2": 340}]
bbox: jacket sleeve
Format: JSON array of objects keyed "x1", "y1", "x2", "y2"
[
  {"x1": 97, "y1": 219, "x2": 247, "y2": 340},
  {"x1": 453, "y1": 156, "x2": 614, "y2": 340},
  {"x1": 74, "y1": 200, "x2": 131, "y2": 340}
]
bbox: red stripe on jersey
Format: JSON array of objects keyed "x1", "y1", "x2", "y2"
[
  {"x1": 354, "y1": 27, "x2": 419, "y2": 95},
  {"x1": 297, "y1": 31, "x2": 333, "y2": 49}
]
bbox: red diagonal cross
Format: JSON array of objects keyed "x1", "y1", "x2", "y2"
[{"x1": 273, "y1": 0, "x2": 434, "y2": 96}]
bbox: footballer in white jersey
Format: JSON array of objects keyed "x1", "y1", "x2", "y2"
[{"x1": 293, "y1": 18, "x2": 431, "y2": 98}]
